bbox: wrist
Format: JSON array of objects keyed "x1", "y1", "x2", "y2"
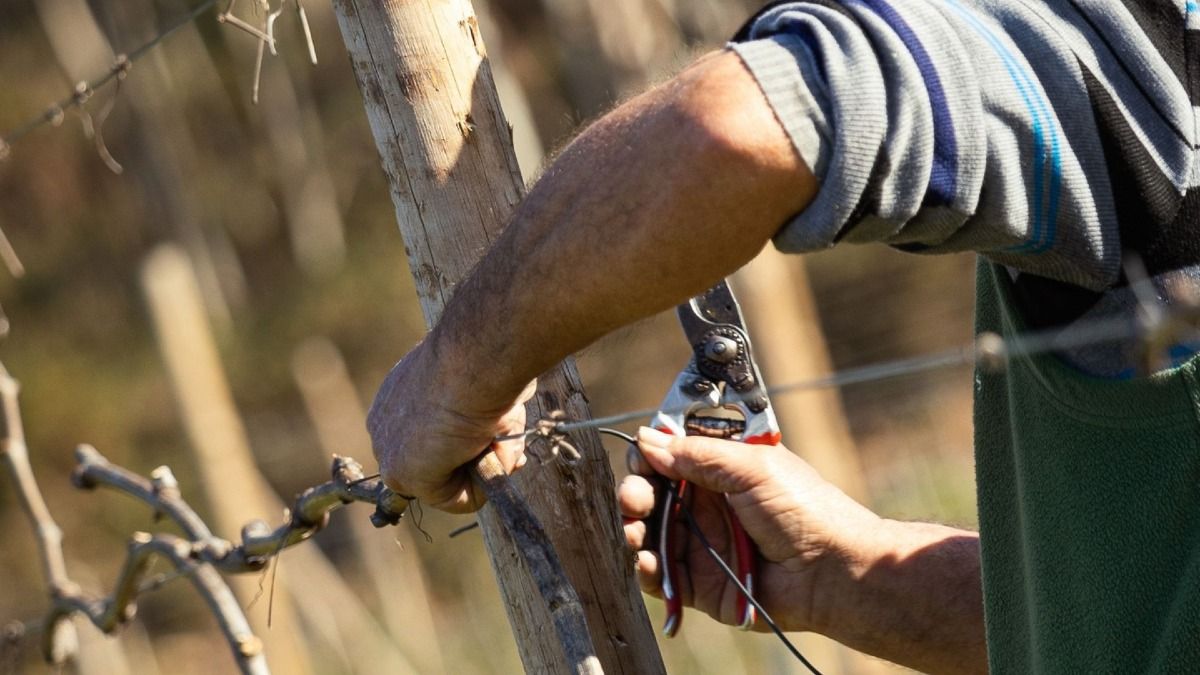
[
  {"x1": 802, "y1": 509, "x2": 890, "y2": 635},
  {"x1": 423, "y1": 323, "x2": 530, "y2": 418},
  {"x1": 806, "y1": 517, "x2": 983, "y2": 670}
]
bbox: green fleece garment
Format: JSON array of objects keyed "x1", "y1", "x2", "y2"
[{"x1": 974, "y1": 261, "x2": 1200, "y2": 673}]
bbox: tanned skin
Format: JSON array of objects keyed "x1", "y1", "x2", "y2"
[{"x1": 368, "y1": 50, "x2": 987, "y2": 674}]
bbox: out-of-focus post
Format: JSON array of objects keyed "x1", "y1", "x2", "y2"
[
  {"x1": 290, "y1": 336, "x2": 447, "y2": 674},
  {"x1": 140, "y1": 244, "x2": 418, "y2": 674}
]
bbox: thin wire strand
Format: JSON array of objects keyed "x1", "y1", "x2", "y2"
[
  {"x1": 409, "y1": 499, "x2": 433, "y2": 543},
  {"x1": 593, "y1": 425, "x2": 819, "y2": 669},
  {"x1": 513, "y1": 288, "x2": 1195, "y2": 669},
  {"x1": 597, "y1": 428, "x2": 636, "y2": 445},
  {"x1": 494, "y1": 310, "x2": 1173, "y2": 449},
  {"x1": 1, "y1": 0, "x2": 220, "y2": 149},
  {"x1": 675, "y1": 494, "x2": 822, "y2": 674},
  {"x1": 534, "y1": 309, "x2": 1166, "y2": 441},
  {"x1": 448, "y1": 521, "x2": 481, "y2": 538}
]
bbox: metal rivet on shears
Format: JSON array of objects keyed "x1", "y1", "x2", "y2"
[{"x1": 705, "y1": 335, "x2": 740, "y2": 363}]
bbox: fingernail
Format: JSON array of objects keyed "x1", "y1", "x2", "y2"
[
  {"x1": 637, "y1": 426, "x2": 670, "y2": 450},
  {"x1": 626, "y1": 445, "x2": 652, "y2": 475}
]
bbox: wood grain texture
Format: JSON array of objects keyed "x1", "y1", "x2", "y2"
[{"x1": 330, "y1": 1, "x2": 664, "y2": 672}]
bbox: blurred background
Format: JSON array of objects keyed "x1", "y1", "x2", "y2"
[{"x1": 0, "y1": 0, "x2": 979, "y2": 673}]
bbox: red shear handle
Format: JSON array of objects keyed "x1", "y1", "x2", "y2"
[
  {"x1": 728, "y1": 432, "x2": 779, "y2": 630},
  {"x1": 659, "y1": 479, "x2": 687, "y2": 637},
  {"x1": 725, "y1": 507, "x2": 757, "y2": 629},
  {"x1": 656, "y1": 427, "x2": 781, "y2": 636},
  {"x1": 743, "y1": 430, "x2": 783, "y2": 446},
  {"x1": 654, "y1": 426, "x2": 686, "y2": 637}
]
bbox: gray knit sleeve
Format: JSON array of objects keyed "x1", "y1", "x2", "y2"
[{"x1": 730, "y1": 0, "x2": 1195, "y2": 292}]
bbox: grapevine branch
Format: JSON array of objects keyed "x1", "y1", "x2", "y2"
[
  {"x1": 71, "y1": 445, "x2": 409, "y2": 573},
  {"x1": 0, "y1": 363, "x2": 409, "y2": 674},
  {"x1": 1, "y1": 357, "x2": 596, "y2": 673}
]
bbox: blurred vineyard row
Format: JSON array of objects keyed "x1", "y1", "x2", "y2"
[{"x1": 0, "y1": 1, "x2": 977, "y2": 673}]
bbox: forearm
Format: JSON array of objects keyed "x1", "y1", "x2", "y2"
[
  {"x1": 424, "y1": 51, "x2": 816, "y2": 413},
  {"x1": 815, "y1": 520, "x2": 986, "y2": 674}
]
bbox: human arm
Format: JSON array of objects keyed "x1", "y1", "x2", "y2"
[
  {"x1": 365, "y1": 0, "x2": 1124, "y2": 667},
  {"x1": 621, "y1": 428, "x2": 986, "y2": 675},
  {"x1": 367, "y1": 49, "x2": 817, "y2": 511},
  {"x1": 368, "y1": 0, "x2": 1133, "y2": 513}
]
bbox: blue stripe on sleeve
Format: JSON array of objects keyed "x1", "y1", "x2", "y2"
[
  {"x1": 944, "y1": 0, "x2": 1063, "y2": 253},
  {"x1": 854, "y1": 0, "x2": 959, "y2": 207}
]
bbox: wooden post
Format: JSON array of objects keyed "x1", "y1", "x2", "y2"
[
  {"x1": 138, "y1": 245, "x2": 309, "y2": 674},
  {"x1": 330, "y1": 1, "x2": 664, "y2": 672}
]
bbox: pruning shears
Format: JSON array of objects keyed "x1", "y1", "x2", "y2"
[{"x1": 649, "y1": 279, "x2": 781, "y2": 637}]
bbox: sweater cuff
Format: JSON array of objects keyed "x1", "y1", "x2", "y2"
[{"x1": 728, "y1": 36, "x2": 832, "y2": 179}]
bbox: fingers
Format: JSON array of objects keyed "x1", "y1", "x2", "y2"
[
  {"x1": 618, "y1": 474, "x2": 666, "y2": 598},
  {"x1": 423, "y1": 471, "x2": 483, "y2": 514},
  {"x1": 368, "y1": 345, "x2": 538, "y2": 514},
  {"x1": 624, "y1": 518, "x2": 646, "y2": 550},
  {"x1": 492, "y1": 435, "x2": 527, "y2": 474},
  {"x1": 626, "y1": 442, "x2": 655, "y2": 476},
  {"x1": 619, "y1": 474, "x2": 655, "y2": 552},
  {"x1": 635, "y1": 426, "x2": 766, "y2": 494},
  {"x1": 635, "y1": 550, "x2": 663, "y2": 596},
  {"x1": 618, "y1": 474, "x2": 657, "y2": 518}
]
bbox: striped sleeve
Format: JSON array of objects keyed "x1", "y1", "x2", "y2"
[{"x1": 730, "y1": 0, "x2": 1198, "y2": 293}]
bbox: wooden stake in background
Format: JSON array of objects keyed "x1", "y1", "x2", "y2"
[
  {"x1": 291, "y1": 336, "x2": 447, "y2": 674},
  {"x1": 330, "y1": 0, "x2": 664, "y2": 672},
  {"x1": 140, "y1": 244, "x2": 419, "y2": 674},
  {"x1": 734, "y1": 250, "x2": 895, "y2": 675}
]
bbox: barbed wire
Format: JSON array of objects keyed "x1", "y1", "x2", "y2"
[
  {"x1": 0, "y1": 0, "x2": 318, "y2": 161},
  {"x1": 0, "y1": 0, "x2": 215, "y2": 156},
  {"x1": 4, "y1": 2, "x2": 1197, "y2": 667}
]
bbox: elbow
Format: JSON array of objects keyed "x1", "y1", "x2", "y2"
[{"x1": 664, "y1": 50, "x2": 818, "y2": 226}]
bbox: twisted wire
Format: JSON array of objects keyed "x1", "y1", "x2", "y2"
[{"x1": 0, "y1": 1, "x2": 220, "y2": 154}]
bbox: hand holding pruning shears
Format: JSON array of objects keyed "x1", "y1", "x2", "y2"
[
  {"x1": 650, "y1": 280, "x2": 780, "y2": 635},
  {"x1": 621, "y1": 280, "x2": 879, "y2": 640}
]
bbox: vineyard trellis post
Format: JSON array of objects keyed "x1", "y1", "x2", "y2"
[{"x1": 328, "y1": 0, "x2": 665, "y2": 672}]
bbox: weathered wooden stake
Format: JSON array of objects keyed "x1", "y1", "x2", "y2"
[{"x1": 329, "y1": 1, "x2": 664, "y2": 672}]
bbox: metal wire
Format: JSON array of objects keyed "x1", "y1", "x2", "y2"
[
  {"x1": 571, "y1": 318, "x2": 1143, "y2": 671},
  {"x1": 1, "y1": 0, "x2": 219, "y2": 151},
  {"x1": 676, "y1": 495, "x2": 822, "y2": 674},
  {"x1": 593, "y1": 426, "x2": 821, "y2": 669},
  {"x1": 527, "y1": 307, "x2": 1159, "y2": 443},
  {"x1": 496, "y1": 278, "x2": 1198, "y2": 669}
]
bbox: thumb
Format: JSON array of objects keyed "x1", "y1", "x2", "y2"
[
  {"x1": 517, "y1": 378, "x2": 538, "y2": 404},
  {"x1": 636, "y1": 426, "x2": 765, "y2": 494}
]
